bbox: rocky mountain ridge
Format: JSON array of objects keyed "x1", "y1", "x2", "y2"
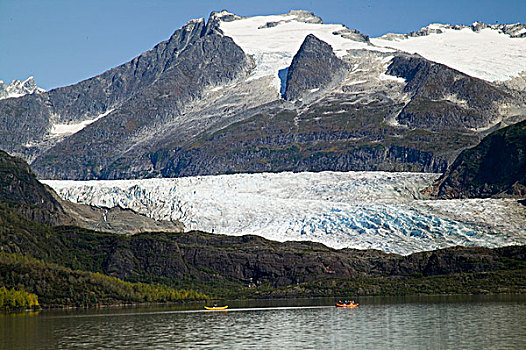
[
  {"x1": 0, "y1": 77, "x2": 45, "y2": 100},
  {"x1": 0, "y1": 11, "x2": 525, "y2": 180},
  {"x1": 378, "y1": 21, "x2": 526, "y2": 40}
]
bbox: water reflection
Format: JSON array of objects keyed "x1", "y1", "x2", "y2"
[{"x1": 1, "y1": 295, "x2": 525, "y2": 349}]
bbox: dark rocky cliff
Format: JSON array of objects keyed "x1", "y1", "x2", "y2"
[
  {"x1": 284, "y1": 34, "x2": 348, "y2": 100},
  {"x1": 0, "y1": 149, "x2": 68, "y2": 226},
  {"x1": 387, "y1": 54, "x2": 510, "y2": 131},
  {"x1": 430, "y1": 119, "x2": 526, "y2": 198}
]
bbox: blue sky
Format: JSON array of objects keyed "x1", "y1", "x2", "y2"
[{"x1": 1, "y1": 0, "x2": 525, "y2": 90}]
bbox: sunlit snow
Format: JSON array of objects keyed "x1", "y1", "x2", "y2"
[
  {"x1": 0, "y1": 76, "x2": 45, "y2": 100},
  {"x1": 371, "y1": 25, "x2": 526, "y2": 82},
  {"x1": 44, "y1": 171, "x2": 526, "y2": 255},
  {"x1": 219, "y1": 13, "x2": 392, "y2": 92},
  {"x1": 50, "y1": 109, "x2": 114, "y2": 137}
]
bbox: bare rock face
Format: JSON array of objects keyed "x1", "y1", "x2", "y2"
[
  {"x1": 283, "y1": 34, "x2": 348, "y2": 101},
  {"x1": 430, "y1": 119, "x2": 526, "y2": 198},
  {"x1": 0, "y1": 149, "x2": 69, "y2": 226},
  {"x1": 63, "y1": 202, "x2": 183, "y2": 235},
  {"x1": 0, "y1": 16, "x2": 253, "y2": 172},
  {"x1": 387, "y1": 54, "x2": 509, "y2": 131},
  {"x1": 31, "y1": 30, "x2": 253, "y2": 180}
]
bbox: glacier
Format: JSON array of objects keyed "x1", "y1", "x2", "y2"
[
  {"x1": 44, "y1": 171, "x2": 526, "y2": 255},
  {"x1": 371, "y1": 24, "x2": 526, "y2": 82}
]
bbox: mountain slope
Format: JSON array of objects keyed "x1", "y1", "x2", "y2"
[
  {"x1": 0, "y1": 150, "x2": 182, "y2": 233},
  {"x1": 32, "y1": 28, "x2": 253, "y2": 179},
  {"x1": 283, "y1": 34, "x2": 348, "y2": 100},
  {"x1": 430, "y1": 120, "x2": 526, "y2": 198},
  {"x1": 0, "y1": 149, "x2": 68, "y2": 225},
  {"x1": 0, "y1": 11, "x2": 525, "y2": 179}
]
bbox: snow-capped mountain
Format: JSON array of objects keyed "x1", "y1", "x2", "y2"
[
  {"x1": 0, "y1": 11, "x2": 525, "y2": 180},
  {"x1": 371, "y1": 22, "x2": 526, "y2": 82},
  {"x1": 0, "y1": 77, "x2": 45, "y2": 100},
  {"x1": 44, "y1": 171, "x2": 526, "y2": 255},
  {"x1": 217, "y1": 10, "x2": 391, "y2": 92}
]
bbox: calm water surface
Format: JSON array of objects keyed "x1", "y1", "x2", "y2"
[{"x1": 1, "y1": 295, "x2": 525, "y2": 349}]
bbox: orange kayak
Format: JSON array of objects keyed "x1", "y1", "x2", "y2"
[{"x1": 336, "y1": 303, "x2": 358, "y2": 308}]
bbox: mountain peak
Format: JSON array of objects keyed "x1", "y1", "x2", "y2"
[
  {"x1": 218, "y1": 10, "x2": 388, "y2": 92},
  {"x1": 0, "y1": 76, "x2": 45, "y2": 100},
  {"x1": 283, "y1": 34, "x2": 347, "y2": 100},
  {"x1": 209, "y1": 10, "x2": 242, "y2": 22}
]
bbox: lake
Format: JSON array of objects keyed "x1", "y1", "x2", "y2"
[{"x1": 1, "y1": 295, "x2": 525, "y2": 349}]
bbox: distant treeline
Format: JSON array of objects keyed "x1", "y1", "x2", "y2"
[
  {"x1": 0, "y1": 286, "x2": 39, "y2": 310},
  {"x1": 0, "y1": 253, "x2": 208, "y2": 308}
]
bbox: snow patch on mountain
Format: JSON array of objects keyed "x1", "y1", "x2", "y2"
[
  {"x1": 371, "y1": 24, "x2": 526, "y2": 82},
  {"x1": 50, "y1": 109, "x2": 114, "y2": 137},
  {"x1": 219, "y1": 11, "x2": 393, "y2": 92},
  {"x1": 0, "y1": 77, "x2": 45, "y2": 100},
  {"x1": 44, "y1": 171, "x2": 526, "y2": 255}
]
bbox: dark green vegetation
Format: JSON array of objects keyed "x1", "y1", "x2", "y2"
[
  {"x1": 0, "y1": 149, "x2": 182, "y2": 234},
  {"x1": 0, "y1": 253, "x2": 207, "y2": 308},
  {"x1": 243, "y1": 270, "x2": 526, "y2": 298},
  {"x1": 0, "y1": 150, "x2": 205, "y2": 308},
  {"x1": 432, "y1": 119, "x2": 526, "y2": 198}
]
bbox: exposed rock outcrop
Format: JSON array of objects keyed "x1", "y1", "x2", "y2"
[
  {"x1": 387, "y1": 54, "x2": 510, "y2": 131},
  {"x1": 429, "y1": 119, "x2": 526, "y2": 198},
  {"x1": 283, "y1": 34, "x2": 348, "y2": 101}
]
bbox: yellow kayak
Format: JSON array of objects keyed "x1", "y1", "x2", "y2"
[{"x1": 204, "y1": 305, "x2": 228, "y2": 310}]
